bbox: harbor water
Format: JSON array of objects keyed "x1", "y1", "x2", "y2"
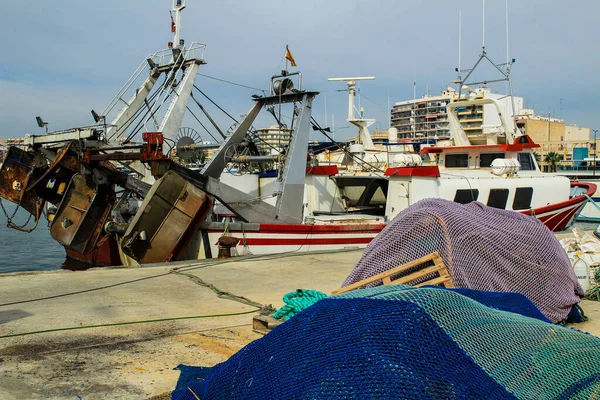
[{"x1": 0, "y1": 208, "x2": 65, "y2": 274}]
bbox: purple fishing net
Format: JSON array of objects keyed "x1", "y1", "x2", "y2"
[{"x1": 343, "y1": 198, "x2": 583, "y2": 323}]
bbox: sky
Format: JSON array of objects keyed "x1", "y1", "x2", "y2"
[{"x1": 1, "y1": 0, "x2": 599, "y2": 142}]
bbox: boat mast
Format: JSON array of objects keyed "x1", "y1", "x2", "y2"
[
  {"x1": 158, "y1": 0, "x2": 206, "y2": 146},
  {"x1": 453, "y1": 0, "x2": 519, "y2": 142},
  {"x1": 328, "y1": 77, "x2": 376, "y2": 149},
  {"x1": 172, "y1": 0, "x2": 185, "y2": 51}
]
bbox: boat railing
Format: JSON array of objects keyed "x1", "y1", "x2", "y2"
[
  {"x1": 97, "y1": 43, "x2": 207, "y2": 130},
  {"x1": 98, "y1": 58, "x2": 150, "y2": 122},
  {"x1": 147, "y1": 42, "x2": 207, "y2": 66},
  {"x1": 140, "y1": 44, "x2": 206, "y2": 133},
  {"x1": 558, "y1": 165, "x2": 600, "y2": 172}
]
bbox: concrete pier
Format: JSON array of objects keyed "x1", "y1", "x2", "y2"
[
  {"x1": 1, "y1": 247, "x2": 599, "y2": 399},
  {"x1": 0, "y1": 250, "x2": 363, "y2": 399}
]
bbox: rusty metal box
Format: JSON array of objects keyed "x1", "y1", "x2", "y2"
[{"x1": 120, "y1": 170, "x2": 211, "y2": 264}]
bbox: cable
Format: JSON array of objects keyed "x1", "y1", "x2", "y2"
[
  {"x1": 310, "y1": 117, "x2": 386, "y2": 176},
  {"x1": 163, "y1": 136, "x2": 176, "y2": 154},
  {"x1": 194, "y1": 85, "x2": 239, "y2": 124},
  {"x1": 0, "y1": 248, "x2": 360, "y2": 308},
  {"x1": 0, "y1": 272, "x2": 172, "y2": 308},
  {"x1": 171, "y1": 270, "x2": 265, "y2": 309},
  {"x1": 186, "y1": 105, "x2": 220, "y2": 143},
  {"x1": 119, "y1": 89, "x2": 165, "y2": 144},
  {"x1": 440, "y1": 172, "x2": 476, "y2": 201},
  {"x1": 0, "y1": 309, "x2": 259, "y2": 339},
  {"x1": 359, "y1": 92, "x2": 388, "y2": 111},
  {"x1": 107, "y1": 79, "x2": 165, "y2": 142},
  {"x1": 194, "y1": 84, "x2": 281, "y2": 154},
  {"x1": 198, "y1": 73, "x2": 265, "y2": 92}
]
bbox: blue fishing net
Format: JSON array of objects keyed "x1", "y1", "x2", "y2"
[{"x1": 172, "y1": 286, "x2": 600, "y2": 399}]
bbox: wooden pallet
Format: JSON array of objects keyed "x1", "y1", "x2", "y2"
[
  {"x1": 332, "y1": 252, "x2": 454, "y2": 295},
  {"x1": 252, "y1": 314, "x2": 284, "y2": 335}
]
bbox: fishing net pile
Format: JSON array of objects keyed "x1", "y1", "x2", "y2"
[
  {"x1": 343, "y1": 198, "x2": 583, "y2": 323},
  {"x1": 172, "y1": 285, "x2": 600, "y2": 399}
]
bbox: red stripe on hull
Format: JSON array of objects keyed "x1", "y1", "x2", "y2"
[
  {"x1": 521, "y1": 182, "x2": 596, "y2": 217},
  {"x1": 385, "y1": 166, "x2": 440, "y2": 177},
  {"x1": 229, "y1": 223, "x2": 386, "y2": 234},
  {"x1": 242, "y1": 237, "x2": 376, "y2": 246}
]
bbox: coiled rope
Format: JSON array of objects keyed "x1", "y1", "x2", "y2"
[{"x1": 273, "y1": 289, "x2": 328, "y2": 321}]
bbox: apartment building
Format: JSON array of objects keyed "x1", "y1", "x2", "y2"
[
  {"x1": 255, "y1": 125, "x2": 292, "y2": 155},
  {"x1": 390, "y1": 88, "x2": 458, "y2": 140},
  {"x1": 391, "y1": 87, "x2": 523, "y2": 141}
]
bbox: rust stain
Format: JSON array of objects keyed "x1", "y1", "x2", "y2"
[
  {"x1": 0, "y1": 147, "x2": 44, "y2": 218},
  {"x1": 174, "y1": 333, "x2": 248, "y2": 357}
]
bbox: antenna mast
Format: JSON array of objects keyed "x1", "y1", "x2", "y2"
[
  {"x1": 482, "y1": 0, "x2": 486, "y2": 50},
  {"x1": 458, "y1": 10, "x2": 462, "y2": 74},
  {"x1": 505, "y1": 0, "x2": 510, "y2": 94},
  {"x1": 328, "y1": 76, "x2": 376, "y2": 148},
  {"x1": 172, "y1": 0, "x2": 186, "y2": 49},
  {"x1": 327, "y1": 77, "x2": 375, "y2": 121}
]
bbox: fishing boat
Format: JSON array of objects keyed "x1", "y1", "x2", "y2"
[
  {"x1": 575, "y1": 188, "x2": 600, "y2": 222},
  {"x1": 0, "y1": 1, "x2": 593, "y2": 268}
]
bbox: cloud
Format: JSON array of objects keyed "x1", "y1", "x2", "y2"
[
  {"x1": 1, "y1": 0, "x2": 599, "y2": 138},
  {"x1": 0, "y1": 80, "x2": 110, "y2": 136}
]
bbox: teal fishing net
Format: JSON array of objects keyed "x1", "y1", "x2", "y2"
[{"x1": 172, "y1": 285, "x2": 600, "y2": 399}]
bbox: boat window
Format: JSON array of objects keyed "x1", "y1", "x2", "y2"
[
  {"x1": 335, "y1": 177, "x2": 388, "y2": 215},
  {"x1": 445, "y1": 154, "x2": 469, "y2": 168},
  {"x1": 518, "y1": 153, "x2": 535, "y2": 171},
  {"x1": 512, "y1": 187, "x2": 533, "y2": 210},
  {"x1": 453, "y1": 189, "x2": 479, "y2": 204},
  {"x1": 343, "y1": 186, "x2": 366, "y2": 206},
  {"x1": 371, "y1": 186, "x2": 387, "y2": 205},
  {"x1": 487, "y1": 188, "x2": 509, "y2": 209},
  {"x1": 480, "y1": 153, "x2": 505, "y2": 168}
]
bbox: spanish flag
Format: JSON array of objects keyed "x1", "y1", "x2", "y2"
[
  {"x1": 171, "y1": 13, "x2": 176, "y2": 33},
  {"x1": 285, "y1": 45, "x2": 297, "y2": 67}
]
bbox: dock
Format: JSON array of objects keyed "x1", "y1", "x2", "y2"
[
  {"x1": 0, "y1": 250, "x2": 362, "y2": 399},
  {"x1": 1, "y1": 247, "x2": 600, "y2": 399}
]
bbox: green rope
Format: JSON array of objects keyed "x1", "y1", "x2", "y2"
[
  {"x1": 273, "y1": 289, "x2": 328, "y2": 321},
  {"x1": 0, "y1": 309, "x2": 258, "y2": 339}
]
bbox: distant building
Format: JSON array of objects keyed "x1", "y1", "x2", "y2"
[
  {"x1": 390, "y1": 88, "x2": 458, "y2": 140},
  {"x1": 391, "y1": 87, "x2": 524, "y2": 141},
  {"x1": 515, "y1": 111, "x2": 592, "y2": 170},
  {"x1": 255, "y1": 125, "x2": 292, "y2": 155},
  {"x1": 6, "y1": 137, "x2": 27, "y2": 147}
]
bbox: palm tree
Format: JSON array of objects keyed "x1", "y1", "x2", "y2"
[
  {"x1": 533, "y1": 151, "x2": 541, "y2": 163},
  {"x1": 544, "y1": 151, "x2": 561, "y2": 173}
]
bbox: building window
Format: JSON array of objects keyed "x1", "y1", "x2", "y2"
[
  {"x1": 512, "y1": 187, "x2": 533, "y2": 210},
  {"x1": 445, "y1": 154, "x2": 469, "y2": 168},
  {"x1": 518, "y1": 153, "x2": 535, "y2": 171},
  {"x1": 487, "y1": 189, "x2": 509, "y2": 209},
  {"x1": 480, "y1": 153, "x2": 505, "y2": 168},
  {"x1": 454, "y1": 189, "x2": 479, "y2": 204}
]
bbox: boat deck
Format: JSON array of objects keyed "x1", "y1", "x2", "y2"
[{"x1": 1, "y1": 246, "x2": 599, "y2": 399}]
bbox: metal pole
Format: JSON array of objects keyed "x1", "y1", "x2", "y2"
[{"x1": 594, "y1": 129, "x2": 598, "y2": 177}]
